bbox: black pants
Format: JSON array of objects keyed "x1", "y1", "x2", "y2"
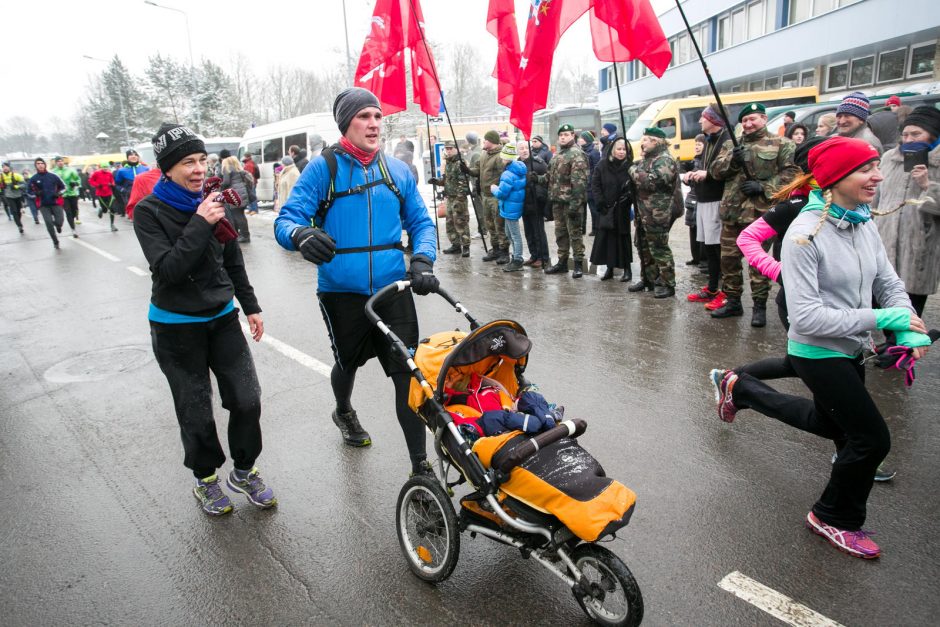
[
  {"x1": 732, "y1": 355, "x2": 889, "y2": 530},
  {"x1": 522, "y1": 210, "x2": 550, "y2": 262},
  {"x1": 62, "y1": 196, "x2": 78, "y2": 230},
  {"x1": 5, "y1": 196, "x2": 23, "y2": 229},
  {"x1": 229, "y1": 206, "x2": 250, "y2": 240},
  {"x1": 585, "y1": 198, "x2": 598, "y2": 233},
  {"x1": 39, "y1": 205, "x2": 64, "y2": 244},
  {"x1": 150, "y1": 311, "x2": 263, "y2": 479},
  {"x1": 688, "y1": 225, "x2": 701, "y2": 262},
  {"x1": 703, "y1": 243, "x2": 721, "y2": 292}
]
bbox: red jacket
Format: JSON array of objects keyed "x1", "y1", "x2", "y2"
[
  {"x1": 243, "y1": 159, "x2": 259, "y2": 181},
  {"x1": 88, "y1": 169, "x2": 115, "y2": 197},
  {"x1": 126, "y1": 168, "x2": 162, "y2": 219}
]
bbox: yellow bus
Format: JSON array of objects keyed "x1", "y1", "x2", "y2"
[{"x1": 625, "y1": 87, "x2": 818, "y2": 163}]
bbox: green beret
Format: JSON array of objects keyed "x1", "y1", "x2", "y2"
[
  {"x1": 443, "y1": 140, "x2": 456, "y2": 148},
  {"x1": 643, "y1": 127, "x2": 666, "y2": 139},
  {"x1": 558, "y1": 123, "x2": 575, "y2": 135},
  {"x1": 738, "y1": 103, "x2": 766, "y2": 122}
]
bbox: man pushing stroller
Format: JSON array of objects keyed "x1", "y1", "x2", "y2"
[{"x1": 275, "y1": 87, "x2": 440, "y2": 477}]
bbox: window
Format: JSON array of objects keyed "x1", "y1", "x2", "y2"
[
  {"x1": 718, "y1": 16, "x2": 731, "y2": 50},
  {"x1": 285, "y1": 132, "x2": 307, "y2": 155},
  {"x1": 789, "y1": 0, "x2": 811, "y2": 24},
  {"x1": 909, "y1": 41, "x2": 936, "y2": 77},
  {"x1": 731, "y1": 9, "x2": 745, "y2": 45},
  {"x1": 764, "y1": 76, "x2": 780, "y2": 89},
  {"x1": 746, "y1": 1, "x2": 764, "y2": 40},
  {"x1": 782, "y1": 72, "x2": 799, "y2": 87},
  {"x1": 676, "y1": 33, "x2": 689, "y2": 65},
  {"x1": 849, "y1": 55, "x2": 874, "y2": 87},
  {"x1": 748, "y1": 79, "x2": 764, "y2": 91},
  {"x1": 247, "y1": 142, "x2": 261, "y2": 159},
  {"x1": 262, "y1": 137, "x2": 283, "y2": 164},
  {"x1": 729, "y1": 83, "x2": 744, "y2": 93},
  {"x1": 801, "y1": 69, "x2": 816, "y2": 86},
  {"x1": 617, "y1": 63, "x2": 626, "y2": 84},
  {"x1": 696, "y1": 23, "x2": 710, "y2": 55},
  {"x1": 826, "y1": 62, "x2": 848, "y2": 90},
  {"x1": 680, "y1": 108, "x2": 705, "y2": 140},
  {"x1": 877, "y1": 49, "x2": 905, "y2": 83},
  {"x1": 656, "y1": 118, "x2": 676, "y2": 139}
]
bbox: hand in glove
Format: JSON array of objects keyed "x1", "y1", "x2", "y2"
[
  {"x1": 409, "y1": 254, "x2": 439, "y2": 295},
  {"x1": 458, "y1": 160, "x2": 471, "y2": 175},
  {"x1": 731, "y1": 145, "x2": 748, "y2": 167},
  {"x1": 740, "y1": 180, "x2": 764, "y2": 197},
  {"x1": 291, "y1": 226, "x2": 336, "y2": 265},
  {"x1": 428, "y1": 177, "x2": 442, "y2": 186}
]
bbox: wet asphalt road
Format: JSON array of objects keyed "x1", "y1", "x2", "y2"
[{"x1": 1, "y1": 201, "x2": 938, "y2": 626}]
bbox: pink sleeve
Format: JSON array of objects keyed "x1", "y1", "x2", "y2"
[{"x1": 737, "y1": 218, "x2": 781, "y2": 282}]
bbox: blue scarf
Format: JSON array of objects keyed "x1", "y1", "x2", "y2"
[
  {"x1": 828, "y1": 199, "x2": 871, "y2": 224},
  {"x1": 153, "y1": 177, "x2": 202, "y2": 213}
]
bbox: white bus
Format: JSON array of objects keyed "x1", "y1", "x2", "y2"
[
  {"x1": 237, "y1": 113, "x2": 339, "y2": 202},
  {"x1": 133, "y1": 136, "x2": 242, "y2": 168}
]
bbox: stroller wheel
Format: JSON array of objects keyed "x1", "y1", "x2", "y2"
[
  {"x1": 396, "y1": 475, "x2": 460, "y2": 583},
  {"x1": 571, "y1": 544, "x2": 643, "y2": 627}
]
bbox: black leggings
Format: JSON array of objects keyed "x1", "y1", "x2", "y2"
[
  {"x1": 689, "y1": 225, "x2": 701, "y2": 262},
  {"x1": 63, "y1": 196, "x2": 78, "y2": 230},
  {"x1": 703, "y1": 243, "x2": 721, "y2": 292},
  {"x1": 731, "y1": 355, "x2": 889, "y2": 530},
  {"x1": 331, "y1": 364, "x2": 426, "y2": 463}
]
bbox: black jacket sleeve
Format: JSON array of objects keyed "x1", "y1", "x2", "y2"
[
  {"x1": 134, "y1": 204, "x2": 216, "y2": 285},
  {"x1": 222, "y1": 240, "x2": 261, "y2": 315},
  {"x1": 591, "y1": 166, "x2": 605, "y2": 210}
]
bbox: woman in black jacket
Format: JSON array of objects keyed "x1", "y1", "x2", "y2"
[
  {"x1": 517, "y1": 141, "x2": 550, "y2": 268},
  {"x1": 134, "y1": 123, "x2": 276, "y2": 517},
  {"x1": 589, "y1": 137, "x2": 634, "y2": 281}
]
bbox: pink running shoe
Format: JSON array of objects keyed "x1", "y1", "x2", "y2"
[
  {"x1": 704, "y1": 291, "x2": 728, "y2": 311},
  {"x1": 805, "y1": 512, "x2": 881, "y2": 559},
  {"x1": 708, "y1": 369, "x2": 738, "y2": 423}
]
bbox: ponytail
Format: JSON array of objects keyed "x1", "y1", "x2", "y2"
[{"x1": 772, "y1": 173, "x2": 815, "y2": 202}]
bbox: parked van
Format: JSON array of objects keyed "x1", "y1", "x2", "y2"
[
  {"x1": 133, "y1": 136, "x2": 241, "y2": 168},
  {"x1": 237, "y1": 113, "x2": 339, "y2": 202},
  {"x1": 625, "y1": 87, "x2": 818, "y2": 163}
]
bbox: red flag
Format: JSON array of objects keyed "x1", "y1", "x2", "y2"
[
  {"x1": 509, "y1": 0, "x2": 671, "y2": 138},
  {"x1": 354, "y1": 0, "x2": 441, "y2": 117},
  {"x1": 487, "y1": 0, "x2": 522, "y2": 109}
]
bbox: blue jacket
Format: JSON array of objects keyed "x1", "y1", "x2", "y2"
[
  {"x1": 492, "y1": 160, "x2": 527, "y2": 220},
  {"x1": 274, "y1": 148, "x2": 436, "y2": 295},
  {"x1": 28, "y1": 171, "x2": 65, "y2": 206},
  {"x1": 114, "y1": 164, "x2": 150, "y2": 194}
]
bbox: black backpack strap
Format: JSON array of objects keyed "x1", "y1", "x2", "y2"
[{"x1": 314, "y1": 145, "x2": 407, "y2": 229}]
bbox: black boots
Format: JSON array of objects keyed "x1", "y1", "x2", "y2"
[
  {"x1": 461, "y1": 245, "x2": 470, "y2": 257},
  {"x1": 442, "y1": 243, "x2": 461, "y2": 254},
  {"x1": 620, "y1": 270, "x2": 632, "y2": 283},
  {"x1": 572, "y1": 260, "x2": 584, "y2": 278},
  {"x1": 653, "y1": 284, "x2": 675, "y2": 298},
  {"x1": 600, "y1": 267, "x2": 614, "y2": 281},
  {"x1": 627, "y1": 280, "x2": 653, "y2": 292},
  {"x1": 751, "y1": 302, "x2": 767, "y2": 328},
  {"x1": 544, "y1": 258, "x2": 569, "y2": 274},
  {"x1": 482, "y1": 247, "x2": 500, "y2": 262},
  {"x1": 711, "y1": 297, "x2": 744, "y2": 318},
  {"x1": 495, "y1": 248, "x2": 511, "y2": 264}
]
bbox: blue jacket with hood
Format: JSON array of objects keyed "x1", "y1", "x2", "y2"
[
  {"x1": 274, "y1": 146, "x2": 436, "y2": 295},
  {"x1": 492, "y1": 160, "x2": 527, "y2": 220}
]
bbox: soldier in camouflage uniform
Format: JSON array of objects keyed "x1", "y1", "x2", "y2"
[
  {"x1": 469, "y1": 130, "x2": 510, "y2": 263},
  {"x1": 543, "y1": 124, "x2": 590, "y2": 278},
  {"x1": 428, "y1": 141, "x2": 471, "y2": 257},
  {"x1": 628, "y1": 127, "x2": 679, "y2": 298},
  {"x1": 709, "y1": 102, "x2": 799, "y2": 326}
]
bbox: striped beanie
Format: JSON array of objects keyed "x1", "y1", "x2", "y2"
[{"x1": 837, "y1": 91, "x2": 870, "y2": 122}]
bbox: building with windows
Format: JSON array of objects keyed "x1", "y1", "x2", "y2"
[{"x1": 598, "y1": 0, "x2": 939, "y2": 110}]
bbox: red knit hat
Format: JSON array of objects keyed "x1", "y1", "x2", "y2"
[
  {"x1": 807, "y1": 137, "x2": 880, "y2": 189},
  {"x1": 886, "y1": 95, "x2": 902, "y2": 107}
]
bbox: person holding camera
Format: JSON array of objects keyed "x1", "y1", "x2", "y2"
[
  {"x1": 274, "y1": 87, "x2": 438, "y2": 477},
  {"x1": 875, "y1": 106, "x2": 940, "y2": 318}
]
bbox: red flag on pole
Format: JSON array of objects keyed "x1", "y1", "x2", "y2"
[
  {"x1": 487, "y1": 0, "x2": 522, "y2": 109},
  {"x1": 354, "y1": 0, "x2": 441, "y2": 117},
  {"x1": 590, "y1": 0, "x2": 671, "y2": 72}
]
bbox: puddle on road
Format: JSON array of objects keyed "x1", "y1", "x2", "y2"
[{"x1": 44, "y1": 346, "x2": 153, "y2": 383}]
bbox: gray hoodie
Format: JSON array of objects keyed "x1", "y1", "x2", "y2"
[{"x1": 782, "y1": 193, "x2": 912, "y2": 356}]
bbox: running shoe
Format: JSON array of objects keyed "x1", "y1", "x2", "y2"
[
  {"x1": 226, "y1": 467, "x2": 277, "y2": 509},
  {"x1": 332, "y1": 409, "x2": 372, "y2": 446},
  {"x1": 409, "y1": 459, "x2": 435, "y2": 478},
  {"x1": 709, "y1": 369, "x2": 738, "y2": 423},
  {"x1": 805, "y1": 511, "x2": 880, "y2": 559},
  {"x1": 704, "y1": 291, "x2": 727, "y2": 311},
  {"x1": 193, "y1": 474, "x2": 234, "y2": 516},
  {"x1": 688, "y1": 286, "x2": 719, "y2": 302}
]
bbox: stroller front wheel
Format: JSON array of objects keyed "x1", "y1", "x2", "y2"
[
  {"x1": 396, "y1": 475, "x2": 460, "y2": 583},
  {"x1": 571, "y1": 544, "x2": 643, "y2": 627}
]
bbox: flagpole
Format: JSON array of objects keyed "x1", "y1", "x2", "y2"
[
  {"x1": 405, "y1": 0, "x2": 488, "y2": 252},
  {"x1": 426, "y1": 113, "x2": 441, "y2": 252}
]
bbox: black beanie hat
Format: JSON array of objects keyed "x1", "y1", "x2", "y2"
[
  {"x1": 152, "y1": 123, "x2": 205, "y2": 172},
  {"x1": 901, "y1": 106, "x2": 940, "y2": 139},
  {"x1": 793, "y1": 135, "x2": 830, "y2": 172},
  {"x1": 333, "y1": 87, "x2": 381, "y2": 135},
  {"x1": 219, "y1": 148, "x2": 231, "y2": 159}
]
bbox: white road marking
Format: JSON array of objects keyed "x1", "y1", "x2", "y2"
[
  {"x1": 718, "y1": 572, "x2": 844, "y2": 627},
  {"x1": 240, "y1": 322, "x2": 332, "y2": 378},
  {"x1": 70, "y1": 238, "x2": 121, "y2": 262},
  {"x1": 127, "y1": 266, "x2": 149, "y2": 277}
]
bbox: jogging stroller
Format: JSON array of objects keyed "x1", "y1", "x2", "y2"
[{"x1": 366, "y1": 282, "x2": 643, "y2": 627}]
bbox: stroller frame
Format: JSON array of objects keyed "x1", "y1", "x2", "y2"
[{"x1": 366, "y1": 282, "x2": 643, "y2": 627}]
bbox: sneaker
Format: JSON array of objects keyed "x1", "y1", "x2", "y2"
[
  {"x1": 687, "y1": 286, "x2": 718, "y2": 302},
  {"x1": 227, "y1": 467, "x2": 277, "y2": 509},
  {"x1": 805, "y1": 511, "x2": 880, "y2": 559},
  {"x1": 74, "y1": 218, "x2": 82, "y2": 225},
  {"x1": 193, "y1": 474, "x2": 234, "y2": 516},
  {"x1": 704, "y1": 291, "x2": 727, "y2": 311},
  {"x1": 332, "y1": 408, "x2": 372, "y2": 446},
  {"x1": 111, "y1": 226, "x2": 119, "y2": 232},
  {"x1": 708, "y1": 369, "x2": 738, "y2": 423},
  {"x1": 410, "y1": 459, "x2": 435, "y2": 478}
]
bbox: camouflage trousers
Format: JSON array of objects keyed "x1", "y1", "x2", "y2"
[
  {"x1": 637, "y1": 225, "x2": 675, "y2": 287},
  {"x1": 552, "y1": 201, "x2": 585, "y2": 261},
  {"x1": 445, "y1": 195, "x2": 471, "y2": 246},
  {"x1": 720, "y1": 221, "x2": 771, "y2": 302},
  {"x1": 483, "y1": 197, "x2": 507, "y2": 249}
]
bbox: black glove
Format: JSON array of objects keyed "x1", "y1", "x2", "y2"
[
  {"x1": 458, "y1": 160, "x2": 471, "y2": 175},
  {"x1": 409, "y1": 254, "x2": 439, "y2": 295},
  {"x1": 428, "y1": 177, "x2": 442, "y2": 186},
  {"x1": 291, "y1": 226, "x2": 336, "y2": 265},
  {"x1": 740, "y1": 180, "x2": 764, "y2": 197},
  {"x1": 731, "y1": 146, "x2": 747, "y2": 167}
]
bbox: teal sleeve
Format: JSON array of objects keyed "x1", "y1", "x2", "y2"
[
  {"x1": 874, "y1": 307, "x2": 911, "y2": 331},
  {"x1": 895, "y1": 330, "x2": 932, "y2": 348}
]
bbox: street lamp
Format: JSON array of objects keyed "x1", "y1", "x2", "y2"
[
  {"x1": 83, "y1": 55, "x2": 132, "y2": 149},
  {"x1": 144, "y1": 0, "x2": 199, "y2": 130}
]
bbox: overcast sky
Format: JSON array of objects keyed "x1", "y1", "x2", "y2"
[{"x1": 3, "y1": 0, "x2": 671, "y2": 133}]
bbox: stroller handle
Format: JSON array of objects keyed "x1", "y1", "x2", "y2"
[
  {"x1": 493, "y1": 419, "x2": 588, "y2": 475},
  {"x1": 365, "y1": 281, "x2": 480, "y2": 330}
]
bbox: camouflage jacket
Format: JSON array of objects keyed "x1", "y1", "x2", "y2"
[
  {"x1": 432, "y1": 153, "x2": 471, "y2": 198},
  {"x1": 469, "y1": 145, "x2": 504, "y2": 197},
  {"x1": 546, "y1": 143, "x2": 588, "y2": 205},
  {"x1": 629, "y1": 143, "x2": 678, "y2": 228},
  {"x1": 709, "y1": 127, "x2": 799, "y2": 224},
  {"x1": 466, "y1": 144, "x2": 482, "y2": 195}
]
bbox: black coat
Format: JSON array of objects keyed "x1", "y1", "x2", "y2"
[
  {"x1": 590, "y1": 146, "x2": 633, "y2": 233},
  {"x1": 521, "y1": 155, "x2": 548, "y2": 216}
]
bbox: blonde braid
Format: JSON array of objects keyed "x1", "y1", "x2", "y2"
[{"x1": 794, "y1": 188, "x2": 832, "y2": 245}]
